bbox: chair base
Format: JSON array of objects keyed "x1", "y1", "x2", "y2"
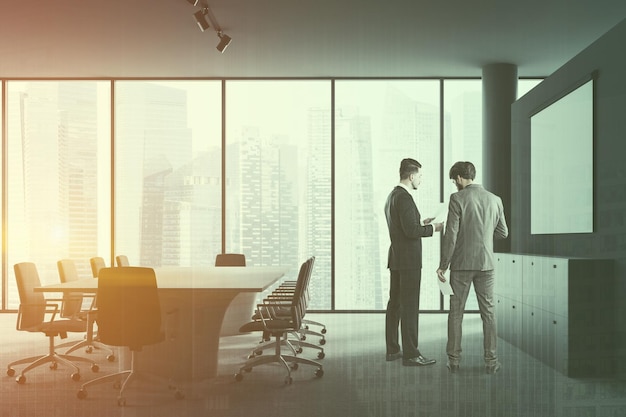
[
  {"x1": 77, "y1": 350, "x2": 183, "y2": 406},
  {"x1": 236, "y1": 335, "x2": 324, "y2": 384},
  {"x1": 7, "y1": 335, "x2": 99, "y2": 384}
]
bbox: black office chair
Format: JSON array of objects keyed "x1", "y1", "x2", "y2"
[
  {"x1": 76, "y1": 267, "x2": 183, "y2": 406},
  {"x1": 235, "y1": 257, "x2": 323, "y2": 384},
  {"x1": 7, "y1": 262, "x2": 99, "y2": 384},
  {"x1": 247, "y1": 256, "x2": 325, "y2": 359}
]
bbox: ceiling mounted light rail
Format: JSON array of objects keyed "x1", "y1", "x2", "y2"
[{"x1": 187, "y1": 0, "x2": 232, "y2": 53}]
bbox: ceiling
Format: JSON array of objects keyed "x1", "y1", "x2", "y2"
[{"x1": 0, "y1": 0, "x2": 625, "y2": 78}]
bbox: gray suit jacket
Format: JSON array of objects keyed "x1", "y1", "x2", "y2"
[{"x1": 439, "y1": 184, "x2": 508, "y2": 271}]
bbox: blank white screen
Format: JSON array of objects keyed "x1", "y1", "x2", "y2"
[{"x1": 530, "y1": 80, "x2": 593, "y2": 234}]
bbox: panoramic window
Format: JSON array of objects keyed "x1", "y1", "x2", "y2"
[
  {"x1": 335, "y1": 80, "x2": 441, "y2": 310},
  {"x1": 114, "y1": 81, "x2": 222, "y2": 267},
  {"x1": 224, "y1": 80, "x2": 332, "y2": 308},
  {"x1": 6, "y1": 81, "x2": 111, "y2": 309},
  {"x1": 0, "y1": 77, "x2": 539, "y2": 312}
]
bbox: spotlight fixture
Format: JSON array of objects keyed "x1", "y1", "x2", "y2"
[
  {"x1": 216, "y1": 32, "x2": 232, "y2": 53},
  {"x1": 189, "y1": 1, "x2": 232, "y2": 53},
  {"x1": 193, "y1": 9, "x2": 210, "y2": 32}
]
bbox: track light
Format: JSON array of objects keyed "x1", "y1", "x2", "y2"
[
  {"x1": 193, "y1": 9, "x2": 210, "y2": 32},
  {"x1": 188, "y1": 1, "x2": 232, "y2": 53},
  {"x1": 216, "y1": 32, "x2": 232, "y2": 53}
]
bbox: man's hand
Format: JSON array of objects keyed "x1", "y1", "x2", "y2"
[
  {"x1": 436, "y1": 268, "x2": 447, "y2": 282},
  {"x1": 423, "y1": 217, "x2": 434, "y2": 225},
  {"x1": 433, "y1": 222, "x2": 444, "y2": 232}
]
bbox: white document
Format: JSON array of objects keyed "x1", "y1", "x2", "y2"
[
  {"x1": 437, "y1": 276, "x2": 454, "y2": 296},
  {"x1": 428, "y1": 202, "x2": 448, "y2": 223}
]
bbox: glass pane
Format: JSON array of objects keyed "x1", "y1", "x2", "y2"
[
  {"x1": 115, "y1": 81, "x2": 221, "y2": 267},
  {"x1": 335, "y1": 80, "x2": 441, "y2": 310},
  {"x1": 224, "y1": 81, "x2": 331, "y2": 309},
  {"x1": 6, "y1": 81, "x2": 111, "y2": 309},
  {"x1": 443, "y1": 80, "x2": 483, "y2": 310},
  {"x1": 518, "y1": 79, "x2": 543, "y2": 98}
]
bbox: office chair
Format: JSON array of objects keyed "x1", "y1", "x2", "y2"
[
  {"x1": 90, "y1": 256, "x2": 106, "y2": 278},
  {"x1": 115, "y1": 255, "x2": 129, "y2": 267},
  {"x1": 57, "y1": 259, "x2": 114, "y2": 361},
  {"x1": 215, "y1": 253, "x2": 246, "y2": 267},
  {"x1": 235, "y1": 257, "x2": 323, "y2": 384},
  {"x1": 247, "y1": 256, "x2": 325, "y2": 359},
  {"x1": 215, "y1": 253, "x2": 259, "y2": 337},
  {"x1": 271, "y1": 265, "x2": 327, "y2": 343},
  {"x1": 7, "y1": 262, "x2": 99, "y2": 384},
  {"x1": 76, "y1": 267, "x2": 183, "y2": 406}
]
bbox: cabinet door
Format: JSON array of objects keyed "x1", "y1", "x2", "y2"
[{"x1": 495, "y1": 253, "x2": 523, "y2": 302}]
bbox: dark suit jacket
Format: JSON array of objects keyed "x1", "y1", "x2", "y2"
[{"x1": 385, "y1": 185, "x2": 434, "y2": 270}]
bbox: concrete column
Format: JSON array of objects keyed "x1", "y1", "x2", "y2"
[{"x1": 482, "y1": 63, "x2": 517, "y2": 252}]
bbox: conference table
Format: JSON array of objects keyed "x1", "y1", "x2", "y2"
[{"x1": 35, "y1": 265, "x2": 288, "y2": 384}]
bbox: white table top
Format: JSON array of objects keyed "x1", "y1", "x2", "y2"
[{"x1": 35, "y1": 266, "x2": 289, "y2": 293}]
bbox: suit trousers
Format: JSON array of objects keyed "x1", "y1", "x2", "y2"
[
  {"x1": 386, "y1": 269, "x2": 421, "y2": 359},
  {"x1": 447, "y1": 269, "x2": 497, "y2": 366}
]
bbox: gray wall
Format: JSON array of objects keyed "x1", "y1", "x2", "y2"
[{"x1": 511, "y1": 18, "x2": 626, "y2": 378}]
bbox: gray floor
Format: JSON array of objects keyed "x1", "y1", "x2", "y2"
[{"x1": 0, "y1": 312, "x2": 624, "y2": 417}]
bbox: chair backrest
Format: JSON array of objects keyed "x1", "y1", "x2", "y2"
[
  {"x1": 90, "y1": 256, "x2": 106, "y2": 277},
  {"x1": 115, "y1": 255, "x2": 129, "y2": 267},
  {"x1": 215, "y1": 253, "x2": 246, "y2": 267},
  {"x1": 14, "y1": 262, "x2": 47, "y2": 330},
  {"x1": 95, "y1": 267, "x2": 163, "y2": 350},
  {"x1": 288, "y1": 257, "x2": 315, "y2": 328},
  {"x1": 57, "y1": 259, "x2": 84, "y2": 318}
]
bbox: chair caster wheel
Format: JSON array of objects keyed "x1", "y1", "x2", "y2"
[
  {"x1": 77, "y1": 389, "x2": 87, "y2": 399},
  {"x1": 107, "y1": 354, "x2": 116, "y2": 362},
  {"x1": 296, "y1": 347, "x2": 303, "y2": 354},
  {"x1": 16, "y1": 375, "x2": 26, "y2": 384},
  {"x1": 71, "y1": 372, "x2": 81, "y2": 381},
  {"x1": 319, "y1": 338, "x2": 326, "y2": 345},
  {"x1": 284, "y1": 376, "x2": 293, "y2": 385},
  {"x1": 254, "y1": 350, "x2": 262, "y2": 356},
  {"x1": 235, "y1": 373, "x2": 243, "y2": 382},
  {"x1": 174, "y1": 391, "x2": 185, "y2": 400},
  {"x1": 117, "y1": 397, "x2": 126, "y2": 406},
  {"x1": 315, "y1": 368, "x2": 324, "y2": 378},
  {"x1": 86, "y1": 346, "x2": 93, "y2": 354},
  {"x1": 7, "y1": 368, "x2": 15, "y2": 377},
  {"x1": 317, "y1": 351, "x2": 325, "y2": 359},
  {"x1": 290, "y1": 363, "x2": 299, "y2": 370},
  {"x1": 91, "y1": 364, "x2": 99, "y2": 372},
  {"x1": 300, "y1": 335, "x2": 306, "y2": 341},
  {"x1": 321, "y1": 328, "x2": 327, "y2": 334},
  {"x1": 50, "y1": 362, "x2": 58, "y2": 370}
]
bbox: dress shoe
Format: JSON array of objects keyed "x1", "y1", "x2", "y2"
[
  {"x1": 402, "y1": 355, "x2": 436, "y2": 366},
  {"x1": 486, "y1": 362, "x2": 501, "y2": 374},
  {"x1": 447, "y1": 362, "x2": 459, "y2": 373},
  {"x1": 386, "y1": 351, "x2": 403, "y2": 362}
]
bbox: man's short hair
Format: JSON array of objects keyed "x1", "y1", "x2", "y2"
[
  {"x1": 449, "y1": 161, "x2": 476, "y2": 180},
  {"x1": 399, "y1": 158, "x2": 422, "y2": 180}
]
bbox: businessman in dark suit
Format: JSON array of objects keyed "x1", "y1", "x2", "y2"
[
  {"x1": 385, "y1": 158, "x2": 443, "y2": 366},
  {"x1": 437, "y1": 161, "x2": 508, "y2": 374}
]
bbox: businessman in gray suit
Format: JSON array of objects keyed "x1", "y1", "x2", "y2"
[
  {"x1": 385, "y1": 158, "x2": 443, "y2": 366},
  {"x1": 436, "y1": 161, "x2": 508, "y2": 374}
]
